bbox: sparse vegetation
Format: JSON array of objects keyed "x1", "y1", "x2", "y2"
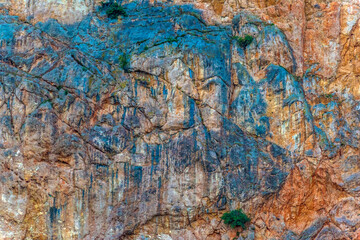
[
  {"x1": 118, "y1": 81, "x2": 127, "y2": 89},
  {"x1": 165, "y1": 37, "x2": 178, "y2": 44},
  {"x1": 56, "y1": 85, "x2": 68, "y2": 95},
  {"x1": 324, "y1": 93, "x2": 333, "y2": 99},
  {"x1": 41, "y1": 99, "x2": 53, "y2": 107},
  {"x1": 119, "y1": 53, "x2": 130, "y2": 72},
  {"x1": 100, "y1": 1, "x2": 127, "y2": 19},
  {"x1": 221, "y1": 209, "x2": 250, "y2": 229},
  {"x1": 232, "y1": 35, "x2": 254, "y2": 50}
]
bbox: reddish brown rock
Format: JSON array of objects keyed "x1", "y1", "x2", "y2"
[{"x1": 0, "y1": 0, "x2": 359, "y2": 239}]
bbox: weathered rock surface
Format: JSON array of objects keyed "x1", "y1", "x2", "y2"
[{"x1": 0, "y1": 0, "x2": 359, "y2": 239}]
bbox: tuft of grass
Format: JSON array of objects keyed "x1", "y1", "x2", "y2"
[
  {"x1": 118, "y1": 81, "x2": 127, "y2": 89},
  {"x1": 165, "y1": 37, "x2": 178, "y2": 44},
  {"x1": 41, "y1": 99, "x2": 53, "y2": 107},
  {"x1": 324, "y1": 93, "x2": 333, "y2": 99},
  {"x1": 232, "y1": 35, "x2": 254, "y2": 50}
]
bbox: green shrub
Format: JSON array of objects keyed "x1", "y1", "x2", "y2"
[
  {"x1": 233, "y1": 35, "x2": 254, "y2": 50},
  {"x1": 324, "y1": 93, "x2": 333, "y2": 99},
  {"x1": 119, "y1": 53, "x2": 130, "y2": 72},
  {"x1": 221, "y1": 209, "x2": 250, "y2": 229},
  {"x1": 100, "y1": 1, "x2": 127, "y2": 19}
]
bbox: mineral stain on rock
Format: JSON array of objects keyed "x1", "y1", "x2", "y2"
[{"x1": 0, "y1": 0, "x2": 359, "y2": 239}]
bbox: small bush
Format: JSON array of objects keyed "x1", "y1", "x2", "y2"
[
  {"x1": 324, "y1": 93, "x2": 333, "y2": 99},
  {"x1": 119, "y1": 53, "x2": 130, "y2": 72},
  {"x1": 233, "y1": 35, "x2": 254, "y2": 49},
  {"x1": 100, "y1": 1, "x2": 127, "y2": 19},
  {"x1": 221, "y1": 209, "x2": 250, "y2": 229}
]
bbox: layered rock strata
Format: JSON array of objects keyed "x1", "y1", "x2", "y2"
[{"x1": 0, "y1": 0, "x2": 359, "y2": 239}]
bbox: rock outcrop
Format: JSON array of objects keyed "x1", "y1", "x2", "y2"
[{"x1": 0, "y1": 0, "x2": 359, "y2": 239}]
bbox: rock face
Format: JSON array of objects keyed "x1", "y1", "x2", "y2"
[
  {"x1": 0, "y1": 0, "x2": 359, "y2": 239},
  {"x1": 0, "y1": 0, "x2": 99, "y2": 23}
]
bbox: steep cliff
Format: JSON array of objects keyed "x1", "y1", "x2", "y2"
[{"x1": 0, "y1": 0, "x2": 359, "y2": 239}]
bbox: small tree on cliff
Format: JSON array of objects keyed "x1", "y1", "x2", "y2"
[
  {"x1": 100, "y1": 1, "x2": 127, "y2": 19},
  {"x1": 221, "y1": 209, "x2": 250, "y2": 229}
]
